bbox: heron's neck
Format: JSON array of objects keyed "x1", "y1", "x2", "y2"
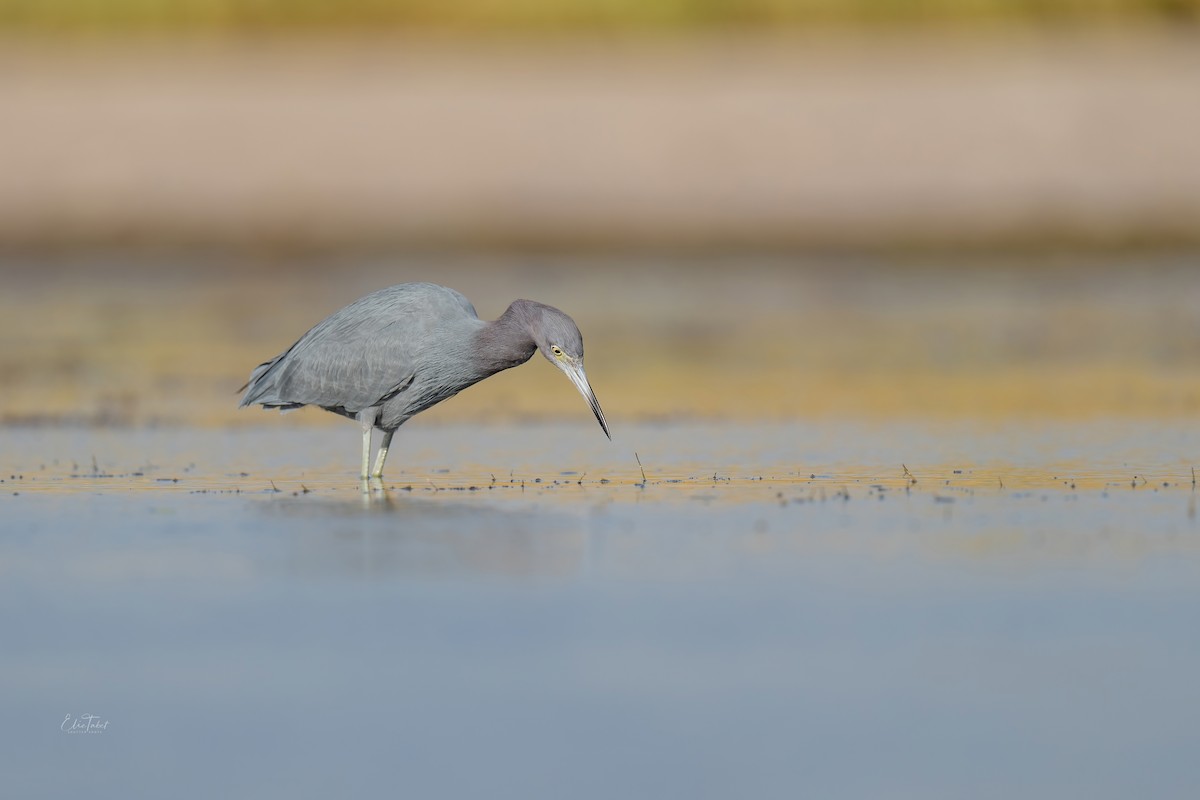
[{"x1": 474, "y1": 305, "x2": 538, "y2": 375}]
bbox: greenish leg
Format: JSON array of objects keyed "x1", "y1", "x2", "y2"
[
  {"x1": 371, "y1": 430, "x2": 394, "y2": 479},
  {"x1": 358, "y1": 408, "x2": 377, "y2": 479}
]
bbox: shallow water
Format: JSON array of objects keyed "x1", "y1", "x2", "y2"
[{"x1": 3, "y1": 420, "x2": 1199, "y2": 798}]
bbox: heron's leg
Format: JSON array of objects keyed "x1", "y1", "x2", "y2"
[
  {"x1": 357, "y1": 408, "x2": 378, "y2": 479},
  {"x1": 370, "y1": 430, "x2": 394, "y2": 479}
]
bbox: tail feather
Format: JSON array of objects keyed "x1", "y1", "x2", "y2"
[{"x1": 238, "y1": 357, "x2": 286, "y2": 407}]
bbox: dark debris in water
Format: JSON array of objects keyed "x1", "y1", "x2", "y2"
[{"x1": 13, "y1": 456, "x2": 1200, "y2": 506}]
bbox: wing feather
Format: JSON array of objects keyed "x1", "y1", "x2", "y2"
[{"x1": 240, "y1": 283, "x2": 478, "y2": 414}]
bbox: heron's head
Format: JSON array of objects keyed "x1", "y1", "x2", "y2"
[{"x1": 515, "y1": 301, "x2": 610, "y2": 440}]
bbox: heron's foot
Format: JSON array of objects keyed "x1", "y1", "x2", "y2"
[{"x1": 359, "y1": 475, "x2": 386, "y2": 494}]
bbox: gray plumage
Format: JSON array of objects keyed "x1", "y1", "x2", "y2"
[{"x1": 240, "y1": 282, "x2": 609, "y2": 479}]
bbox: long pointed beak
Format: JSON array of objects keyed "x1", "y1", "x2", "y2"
[{"x1": 562, "y1": 362, "x2": 610, "y2": 440}]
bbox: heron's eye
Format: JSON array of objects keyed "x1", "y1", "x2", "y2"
[{"x1": 550, "y1": 345, "x2": 564, "y2": 359}]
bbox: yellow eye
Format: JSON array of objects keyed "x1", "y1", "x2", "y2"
[{"x1": 551, "y1": 345, "x2": 564, "y2": 358}]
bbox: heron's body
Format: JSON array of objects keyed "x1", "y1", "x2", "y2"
[{"x1": 239, "y1": 282, "x2": 608, "y2": 479}]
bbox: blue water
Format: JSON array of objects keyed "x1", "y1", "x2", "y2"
[{"x1": 2, "y1": 422, "x2": 1199, "y2": 799}]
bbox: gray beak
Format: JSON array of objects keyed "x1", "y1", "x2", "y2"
[{"x1": 562, "y1": 362, "x2": 610, "y2": 440}]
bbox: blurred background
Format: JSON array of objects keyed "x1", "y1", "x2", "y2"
[{"x1": 2, "y1": 0, "x2": 1199, "y2": 429}]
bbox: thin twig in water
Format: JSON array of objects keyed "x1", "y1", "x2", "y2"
[{"x1": 635, "y1": 452, "x2": 647, "y2": 486}]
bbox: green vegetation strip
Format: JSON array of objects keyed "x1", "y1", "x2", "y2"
[{"x1": 3, "y1": 0, "x2": 1198, "y2": 32}]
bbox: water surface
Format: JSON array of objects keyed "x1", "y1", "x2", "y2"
[{"x1": 3, "y1": 420, "x2": 1198, "y2": 799}]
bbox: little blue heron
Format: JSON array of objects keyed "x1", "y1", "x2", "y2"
[{"x1": 239, "y1": 282, "x2": 609, "y2": 479}]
